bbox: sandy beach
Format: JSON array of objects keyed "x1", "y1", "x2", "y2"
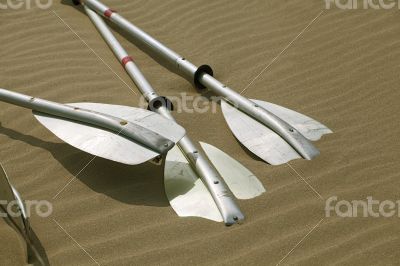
[{"x1": 1, "y1": 0, "x2": 400, "y2": 265}]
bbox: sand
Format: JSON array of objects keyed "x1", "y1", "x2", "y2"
[{"x1": 1, "y1": 0, "x2": 400, "y2": 265}]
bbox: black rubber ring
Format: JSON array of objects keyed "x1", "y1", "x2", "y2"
[{"x1": 194, "y1": 65, "x2": 214, "y2": 90}]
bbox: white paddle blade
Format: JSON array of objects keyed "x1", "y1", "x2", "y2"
[
  {"x1": 34, "y1": 103, "x2": 185, "y2": 165},
  {"x1": 221, "y1": 100, "x2": 332, "y2": 165},
  {"x1": 164, "y1": 146, "x2": 223, "y2": 222},
  {"x1": 253, "y1": 100, "x2": 333, "y2": 141},
  {"x1": 200, "y1": 142, "x2": 265, "y2": 199}
]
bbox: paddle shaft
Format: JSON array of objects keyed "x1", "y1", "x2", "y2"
[
  {"x1": 84, "y1": 5, "x2": 244, "y2": 225},
  {"x1": 0, "y1": 88, "x2": 173, "y2": 154},
  {"x1": 0, "y1": 165, "x2": 46, "y2": 265},
  {"x1": 78, "y1": 0, "x2": 320, "y2": 160}
]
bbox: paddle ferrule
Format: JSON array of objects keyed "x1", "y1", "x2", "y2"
[
  {"x1": 84, "y1": 5, "x2": 245, "y2": 225},
  {"x1": 147, "y1": 96, "x2": 174, "y2": 112},
  {"x1": 0, "y1": 88, "x2": 174, "y2": 154}
]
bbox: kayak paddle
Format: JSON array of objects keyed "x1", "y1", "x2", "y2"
[
  {"x1": 83, "y1": 6, "x2": 266, "y2": 225},
  {"x1": 75, "y1": 0, "x2": 332, "y2": 165}
]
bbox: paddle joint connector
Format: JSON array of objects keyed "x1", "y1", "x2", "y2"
[
  {"x1": 147, "y1": 96, "x2": 174, "y2": 112},
  {"x1": 194, "y1": 65, "x2": 213, "y2": 90}
]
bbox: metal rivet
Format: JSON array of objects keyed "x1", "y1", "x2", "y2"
[
  {"x1": 254, "y1": 104, "x2": 259, "y2": 108},
  {"x1": 120, "y1": 121, "x2": 128, "y2": 126},
  {"x1": 164, "y1": 143, "x2": 169, "y2": 147},
  {"x1": 289, "y1": 128, "x2": 294, "y2": 132},
  {"x1": 233, "y1": 216, "x2": 238, "y2": 221}
]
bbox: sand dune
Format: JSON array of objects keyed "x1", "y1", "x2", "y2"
[{"x1": 1, "y1": 0, "x2": 399, "y2": 265}]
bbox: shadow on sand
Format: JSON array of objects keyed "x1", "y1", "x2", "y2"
[{"x1": 0, "y1": 123, "x2": 169, "y2": 208}]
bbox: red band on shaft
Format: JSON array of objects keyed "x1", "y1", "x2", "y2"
[
  {"x1": 121, "y1": 56, "x2": 133, "y2": 66},
  {"x1": 104, "y1": 9, "x2": 116, "y2": 18}
]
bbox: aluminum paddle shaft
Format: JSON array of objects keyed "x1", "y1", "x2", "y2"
[
  {"x1": 76, "y1": 0, "x2": 320, "y2": 160},
  {"x1": 84, "y1": 5, "x2": 244, "y2": 225},
  {"x1": 0, "y1": 88, "x2": 174, "y2": 154}
]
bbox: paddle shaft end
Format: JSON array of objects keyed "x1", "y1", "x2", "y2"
[{"x1": 178, "y1": 136, "x2": 245, "y2": 225}]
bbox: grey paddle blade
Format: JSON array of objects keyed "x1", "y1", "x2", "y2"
[
  {"x1": 221, "y1": 99, "x2": 332, "y2": 165},
  {"x1": 199, "y1": 142, "x2": 265, "y2": 199},
  {"x1": 34, "y1": 103, "x2": 186, "y2": 165},
  {"x1": 0, "y1": 165, "x2": 27, "y2": 235},
  {"x1": 0, "y1": 165, "x2": 46, "y2": 266},
  {"x1": 164, "y1": 146, "x2": 223, "y2": 222}
]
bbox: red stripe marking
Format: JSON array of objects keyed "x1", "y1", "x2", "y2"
[
  {"x1": 121, "y1": 56, "x2": 133, "y2": 67},
  {"x1": 104, "y1": 9, "x2": 116, "y2": 18}
]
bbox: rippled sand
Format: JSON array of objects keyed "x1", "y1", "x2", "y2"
[{"x1": 1, "y1": 0, "x2": 399, "y2": 265}]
